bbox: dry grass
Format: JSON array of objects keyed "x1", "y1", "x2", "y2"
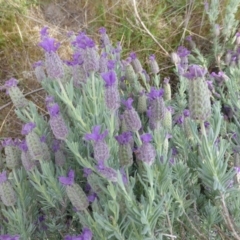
[{"x1": 0, "y1": 0, "x2": 217, "y2": 139}]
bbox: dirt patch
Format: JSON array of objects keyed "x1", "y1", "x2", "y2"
[{"x1": 0, "y1": 0, "x2": 97, "y2": 139}]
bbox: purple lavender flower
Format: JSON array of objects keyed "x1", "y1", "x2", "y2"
[
  {"x1": 84, "y1": 125, "x2": 108, "y2": 142},
  {"x1": 113, "y1": 42, "x2": 122, "y2": 61},
  {"x1": 148, "y1": 87, "x2": 165, "y2": 122},
  {"x1": 0, "y1": 171, "x2": 7, "y2": 184},
  {"x1": 116, "y1": 132, "x2": 133, "y2": 167},
  {"x1": 177, "y1": 46, "x2": 191, "y2": 58},
  {"x1": 81, "y1": 227, "x2": 93, "y2": 240},
  {"x1": 183, "y1": 65, "x2": 207, "y2": 80},
  {"x1": 87, "y1": 192, "x2": 97, "y2": 202},
  {"x1": 1, "y1": 138, "x2": 15, "y2": 147},
  {"x1": 183, "y1": 109, "x2": 190, "y2": 117},
  {"x1": 211, "y1": 71, "x2": 228, "y2": 86},
  {"x1": 73, "y1": 32, "x2": 99, "y2": 72},
  {"x1": 4, "y1": 78, "x2": 18, "y2": 89},
  {"x1": 64, "y1": 228, "x2": 92, "y2": 240},
  {"x1": 45, "y1": 95, "x2": 55, "y2": 105},
  {"x1": 120, "y1": 168, "x2": 128, "y2": 185},
  {"x1": 48, "y1": 103, "x2": 60, "y2": 117},
  {"x1": 21, "y1": 122, "x2": 36, "y2": 135},
  {"x1": 185, "y1": 35, "x2": 192, "y2": 42},
  {"x1": 107, "y1": 60, "x2": 116, "y2": 70},
  {"x1": 148, "y1": 87, "x2": 164, "y2": 100},
  {"x1": 39, "y1": 36, "x2": 60, "y2": 53},
  {"x1": 0, "y1": 171, "x2": 16, "y2": 206},
  {"x1": 99, "y1": 52, "x2": 108, "y2": 73},
  {"x1": 3, "y1": 78, "x2": 28, "y2": 108},
  {"x1": 122, "y1": 98, "x2": 142, "y2": 132},
  {"x1": 101, "y1": 71, "x2": 117, "y2": 87},
  {"x1": 59, "y1": 170, "x2": 75, "y2": 186},
  {"x1": 115, "y1": 132, "x2": 133, "y2": 145},
  {"x1": 136, "y1": 133, "x2": 156, "y2": 165},
  {"x1": 48, "y1": 103, "x2": 68, "y2": 140},
  {"x1": 33, "y1": 61, "x2": 46, "y2": 82},
  {"x1": 40, "y1": 26, "x2": 49, "y2": 38},
  {"x1": 96, "y1": 160, "x2": 117, "y2": 182},
  {"x1": 149, "y1": 54, "x2": 159, "y2": 74},
  {"x1": 83, "y1": 168, "x2": 92, "y2": 177},
  {"x1": 129, "y1": 52, "x2": 143, "y2": 73},
  {"x1": 99, "y1": 27, "x2": 111, "y2": 48},
  {"x1": 140, "y1": 133, "x2": 152, "y2": 143},
  {"x1": 0, "y1": 235, "x2": 20, "y2": 240},
  {"x1": 84, "y1": 126, "x2": 109, "y2": 162}
]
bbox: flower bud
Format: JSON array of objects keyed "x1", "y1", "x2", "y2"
[
  {"x1": 66, "y1": 183, "x2": 89, "y2": 211},
  {"x1": 123, "y1": 98, "x2": 142, "y2": 132},
  {"x1": 162, "y1": 107, "x2": 172, "y2": 132},
  {"x1": 130, "y1": 52, "x2": 143, "y2": 74},
  {"x1": 137, "y1": 91, "x2": 147, "y2": 114},
  {"x1": 4, "y1": 145, "x2": 21, "y2": 169},
  {"x1": 124, "y1": 61, "x2": 137, "y2": 82},
  {"x1": 93, "y1": 140, "x2": 110, "y2": 162},
  {"x1": 4, "y1": 78, "x2": 28, "y2": 109},
  {"x1": 149, "y1": 54, "x2": 159, "y2": 74},
  {"x1": 96, "y1": 161, "x2": 117, "y2": 182},
  {"x1": 115, "y1": 132, "x2": 133, "y2": 167},
  {"x1": 163, "y1": 77, "x2": 171, "y2": 101},
  {"x1": 33, "y1": 61, "x2": 46, "y2": 82},
  {"x1": 0, "y1": 171, "x2": 16, "y2": 206},
  {"x1": 137, "y1": 134, "x2": 156, "y2": 165},
  {"x1": 48, "y1": 104, "x2": 68, "y2": 140},
  {"x1": 22, "y1": 123, "x2": 44, "y2": 160}
]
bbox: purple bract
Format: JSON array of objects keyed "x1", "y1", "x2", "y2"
[
  {"x1": 140, "y1": 133, "x2": 152, "y2": 143},
  {"x1": 48, "y1": 103, "x2": 60, "y2": 117},
  {"x1": 0, "y1": 171, "x2": 7, "y2": 184},
  {"x1": 21, "y1": 122, "x2": 36, "y2": 135},
  {"x1": 183, "y1": 65, "x2": 207, "y2": 80},
  {"x1": 177, "y1": 46, "x2": 191, "y2": 57},
  {"x1": 115, "y1": 132, "x2": 132, "y2": 145},
  {"x1": 4, "y1": 78, "x2": 18, "y2": 88},
  {"x1": 84, "y1": 126, "x2": 108, "y2": 142},
  {"x1": 101, "y1": 71, "x2": 117, "y2": 87},
  {"x1": 59, "y1": 169, "x2": 75, "y2": 186},
  {"x1": 148, "y1": 87, "x2": 164, "y2": 100},
  {"x1": 122, "y1": 98, "x2": 134, "y2": 110},
  {"x1": 39, "y1": 36, "x2": 60, "y2": 53}
]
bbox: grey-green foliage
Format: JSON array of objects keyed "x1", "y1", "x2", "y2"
[{"x1": 3, "y1": 2, "x2": 240, "y2": 239}]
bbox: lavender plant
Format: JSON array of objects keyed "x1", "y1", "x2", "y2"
[{"x1": 2, "y1": 2, "x2": 240, "y2": 238}]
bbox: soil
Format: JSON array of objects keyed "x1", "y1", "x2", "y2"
[{"x1": 0, "y1": 0, "x2": 96, "y2": 139}]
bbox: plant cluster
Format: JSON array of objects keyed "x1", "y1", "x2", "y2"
[{"x1": 1, "y1": 1, "x2": 240, "y2": 239}]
